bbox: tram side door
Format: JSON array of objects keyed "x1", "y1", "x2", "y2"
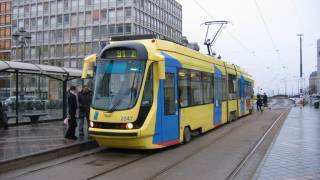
[
  {"x1": 214, "y1": 67, "x2": 223, "y2": 125},
  {"x1": 161, "y1": 67, "x2": 179, "y2": 143}
]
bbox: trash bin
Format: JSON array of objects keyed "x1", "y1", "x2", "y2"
[{"x1": 315, "y1": 102, "x2": 319, "y2": 109}]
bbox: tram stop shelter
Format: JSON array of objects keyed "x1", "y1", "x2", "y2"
[{"x1": 0, "y1": 61, "x2": 87, "y2": 125}]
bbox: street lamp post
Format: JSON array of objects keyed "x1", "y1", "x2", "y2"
[
  {"x1": 12, "y1": 27, "x2": 31, "y2": 99},
  {"x1": 297, "y1": 34, "x2": 303, "y2": 94}
]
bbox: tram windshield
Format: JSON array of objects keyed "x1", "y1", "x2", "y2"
[{"x1": 92, "y1": 59, "x2": 146, "y2": 111}]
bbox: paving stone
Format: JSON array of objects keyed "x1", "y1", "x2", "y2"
[
  {"x1": 256, "y1": 106, "x2": 320, "y2": 180},
  {"x1": 0, "y1": 121, "x2": 89, "y2": 162}
]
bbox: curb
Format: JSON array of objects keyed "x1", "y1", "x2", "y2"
[{"x1": 0, "y1": 140, "x2": 98, "y2": 174}]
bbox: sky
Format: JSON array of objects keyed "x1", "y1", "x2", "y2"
[{"x1": 176, "y1": 0, "x2": 320, "y2": 95}]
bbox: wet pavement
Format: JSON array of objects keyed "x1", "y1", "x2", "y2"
[
  {"x1": 0, "y1": 120, "x2": 90, "y2": 162},
  {"x1": 255, "y1": 105, "x2": 320, "y2": 179},
  {"x1": 7, "y1": 109, "x2": 62, "y2": 125}
]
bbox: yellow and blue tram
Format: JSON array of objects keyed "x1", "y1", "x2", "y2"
[{"x1": 82, "y1": 36, "x2": 254, "y2": 149}]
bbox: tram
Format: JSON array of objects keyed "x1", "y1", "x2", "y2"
[{"x1": 82, "y1": 35, "x2": 254, "y2": 149}]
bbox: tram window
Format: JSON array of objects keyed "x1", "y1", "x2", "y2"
[
  {"x1": 202, "y1": 72, "x2": 214, "y2": 104},
  {"x1": 222, "y1": 75, "x2": 228, "y2": 101},
  {"x1": 141, "y1": 65, "x2": 153, "y2": 107},
  {"x1": 190, "y1": 70, "x2": 203, "y2": 105},
  {"x1": 178, "y1": 69, "x2": 190, "y2": 107},
  {"x1": 228, "y1": 74, "x2": 237, "y2": 100},
  {"x1": 165, "y1": 73, "x2": 175, "y2": 115}
]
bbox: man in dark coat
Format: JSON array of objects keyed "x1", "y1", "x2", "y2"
[
  {"x1": 256, "y1": 94, "x2": 263, "y2": 112},
  {"x1": 65, "y1": 86, "x2": 78, "y2": 140},
  {"x1": 78, "y1": 85, "x2": 92, "y2": 136},
  {"x1": 263, "y1": 93, "x2": 268, "y2": 108},
  {"x1": 0, "y1": 103, "x2": 8, "y2": 130}
]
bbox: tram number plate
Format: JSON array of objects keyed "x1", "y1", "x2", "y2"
[{"x1": 121, "y1": 116, "x2": 133, "y2": 122}]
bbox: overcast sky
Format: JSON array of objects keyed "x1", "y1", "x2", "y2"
[{"x1": 176, "y1": 0, "x2": 320, "y2": 95}]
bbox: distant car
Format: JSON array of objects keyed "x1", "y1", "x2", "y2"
[
  {"x1": 4, "y1": 96, "x2": 44, "y2": 110},
  {"x1": 310, "y1": 95, "x2": 320, "y2": 108}
]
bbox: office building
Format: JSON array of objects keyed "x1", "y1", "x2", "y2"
[
  {"x1": 0, "y1": 0, "x2": 11, "y2": 61},
  {"x1": 10, "y1": 0, "x2": 182, "y2": 69}
]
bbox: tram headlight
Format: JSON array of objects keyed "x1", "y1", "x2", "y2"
[
  {"x1": 90, "y1": 121, "x2": 94, "y2": 128},
  {"x1": 126, "y1": 123, "x2": 134, "y2": 130}
]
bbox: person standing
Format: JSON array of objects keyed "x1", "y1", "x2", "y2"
[
  {"x1": 256, "y1": 94, "x2": 263, "y2": 112},
  {"x1": 78, "y1": 85, "x2": 92, "y2": 136},
  {"x1": 65, "y1": 86, "x2": 78, "y2": 140},
  {"x1": 0, "y1": 103, "x2": 8, "y2": 130},
  {"x1": 263, "y1": 93, "x2": 268, "y2": 108}
]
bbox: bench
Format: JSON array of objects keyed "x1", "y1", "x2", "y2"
[
  {"x1": 7, "y1": 115, "x2": 18, "y2": 120},
  {"x1": 22, "y1": 113, "x2": 48, "y2": 124}
]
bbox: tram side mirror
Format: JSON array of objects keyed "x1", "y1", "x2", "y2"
[
  {"x1": 158, "y1": 61, "x2": 165, "y2": 80},
  {"x1": 82, "y1": 54, "x2": 97, "y2": 79}
]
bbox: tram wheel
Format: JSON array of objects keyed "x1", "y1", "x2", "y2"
[{"x1": 183, "y1": 127, "x2": 192, "y2": 143}]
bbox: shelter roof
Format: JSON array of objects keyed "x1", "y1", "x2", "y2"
[{"x1": 0, "y1": 61, "x2": 83, "y2": 80}]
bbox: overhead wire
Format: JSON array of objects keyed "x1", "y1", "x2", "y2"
[
  {"x1": 192, "y1": 0, "x2": 256, "y2": 58},
  {"x1": 192, "y1": 0, "x2": 295, "y2": 94}
]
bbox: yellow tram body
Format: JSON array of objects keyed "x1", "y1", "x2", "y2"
[{"x1": 82, "y1": 37, "x2": 254, "y2": 149}]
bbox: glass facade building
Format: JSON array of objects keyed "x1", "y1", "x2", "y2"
[
  {"x1": 10, "y1": 0, "x2": 182, "y2": 68},
  {"x1": 0, "y1": 0, "x2": 11, "y2": 61}
]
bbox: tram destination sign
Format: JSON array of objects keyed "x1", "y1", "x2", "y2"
[{"x1": 105, "y1": 48, "x2": 138, "y2": 59}]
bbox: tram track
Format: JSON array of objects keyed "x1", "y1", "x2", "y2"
[
  {"x1": 146, "y1": 109, "x2": 291, "y2": 180},
  {"x1": 88, "y1": 105, "x2": 286, "y2": 180},
  {"x1": 1, "y1": 99, "x2": 292, "y2": 180}
]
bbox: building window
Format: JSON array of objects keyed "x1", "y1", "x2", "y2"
[
  {"x1": 117, "y1": 24, "x2": 123, "y2": 34},
  {"x1": 117, "y1": 8, "x2": 124, "y2": 22},
  {"x1": 92, "y1": 26, "x2": 99, "y2": 40},
  {"x1": 109, "y1": 9, "x2": 115, "y2": 23},
  {"x1": 79, "y1": 28, "x2": 85, "y2": 41},
  {"x1": 71, "y1": 13, "x2": 77, "y2": 27},
  {"x1": 71, "y1": 0, "x2": 78, "y2": 11},
  {"x1": 85, "y1": 43, "x2": 92, "y2": 55},
  {"x1": 50, "y1": 1, "x2": 56, "y2": 14},
  {"x1": 78, "y1": 13, "x2": 85, "y2": 26},
  {"x1": 78, "y1": 43, "x2": 85, "y2": 56},
  {"x1": 58, "y1": 0, "x2": 63, "y2": 13},
  {"x1": 50, "y1": 46, "x2": 55, "y2": 58},
  {"x1": 116, "y1": 0, "x2": 123, "y2": 7},
  {"x1": 57, "y1": 15, "x2": 63, "y2": 27},
  {"x1": 64, "y1": 14, "x2": 70, "y2": 26},
  {"x1": 56, "y1": 29, "x2": 63, "y2": 42},
  {"x1": 64, "y1": 45, "x2": 70, "y2": 57},
  {"x1": 125, "y1": 23, "x2": 131, "y2": 34},
  {"x1": 85, "y1": 27, "x2": 92, "y2": 41},
  {"x1": 125, "y1": 7, "x2": 131, "y2": 21},
  {"x1": 56, "y1": 45, "x2": 63, "y2": 57},
  {"x1": 70, "y1": 44, "x2": 77, "y2": 57},
  {"x1": 43, "y1": 31, "x2": 49, "y2": 43},
  {"x1": 64, "y1": 29, "x2": 70, "y2": 42},
  {"x1": 101, "y1": 9, "x2": 107, "y2": 23},
  {"x1": 100, "y1": 25, "x2": 107, "y2": 37},
  {"x1": 70, "y1": 29, "x2": 78, "y2": 42},
  {"x1": 50, "y1": 30, "x2": 56, "y2": 43},
  {"x1": 50, "y1": 16, "x2": 56, "y2": 28},
  {"x1": 92, "y1": 10, "x2": 99, "y2": 24},
  {"x1": 92, "y1": 42, "x2": 99, "y2": 53},
  {"x1": 64, "y1": 0, "x2": 70, "y2": 11},
  {"x1": 86, "y1": 12, "x2": 92, "y2": 25}
]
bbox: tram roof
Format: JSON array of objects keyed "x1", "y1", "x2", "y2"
[
  {"x1": 0, "y1": 61, "x2": 83, "y2": 80},
  {"x1": 141, "y1": 39, "x2": 252, "y2": 78}
]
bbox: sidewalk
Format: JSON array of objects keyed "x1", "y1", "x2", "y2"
[
  {"x1": 0, "y1": 120, "x2": 92, "y2": 163},
  {"x1": 255, "y1": 105, "x2": 320, "y2": 179}
]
